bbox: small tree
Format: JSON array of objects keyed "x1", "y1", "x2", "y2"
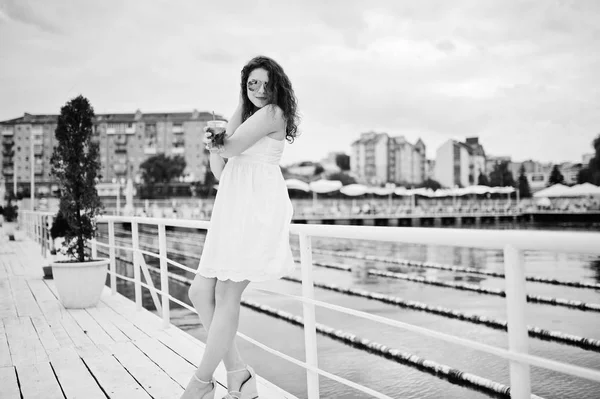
[
  {"x1": 517, "y1": 164, "x2": 531, "y2": 198},
  {"x1": 335, "y1": 153, "x2": 351, "y2": 171},
  {"x1": 420, "y1": 178, "x2": 442, "y2": 191},
  {"x1": 577, "y1": 133, "x2": 600, "y2": 185},
  {"x1": 548, "y1": 165, "x2": 565, "y2": 186},
  {"x1": 140, "y1": 154, "x2": 186, "y2": 185},
  {"x1": 326, "y1": 171, "x2": 357, "y2": 186},
  {"x1": 50, "y1": 95, "x2": 103, "y2": 262},
  {"x1": 477, "y1": 172, "x2": 490, "y2": 186},
  {"x1": 489, "y1": 161, "x2": 515, "y2": 187}
]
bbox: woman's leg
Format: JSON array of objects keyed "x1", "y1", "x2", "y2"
[
  {"x1": 188, "y1": 275, "x2": 246, "y2": 371},
  {"x1": 193, "y1": 279, "x2": 250, "y2": 384}
]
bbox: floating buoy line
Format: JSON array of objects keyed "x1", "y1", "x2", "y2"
[
  {"x1": 301, "y1": 258, "x2": 600, "y2": 313},
  {"x1": 297, "y1": 247, "x2": 600, "y2": 290}
]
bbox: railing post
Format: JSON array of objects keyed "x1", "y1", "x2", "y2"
[
  {"x1": 503, "y1": 244, "x2": 531, "y2": 399},
  {"x1": 91, "y1": 236, "x2": 97, "y2": 260},
  {"x1": 299, "y1": 232, "x2": 320, "y2": 399},
  {"x1": 158, "y1": 223, "x2": 170, "y2": 328},
  {"x1": 131, "y1": 221, "x2": 142, "y2": 310},
  {"x1": 108, "y1": 221, "x2": 117, "y2": 295}
]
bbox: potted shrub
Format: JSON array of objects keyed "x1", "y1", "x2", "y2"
[
  {"x1": 2, "y1": 198, "x2": 18, "y2": 241},
  {"x1": 49, "y1": 95, "x2": 107, "y2": 308}
]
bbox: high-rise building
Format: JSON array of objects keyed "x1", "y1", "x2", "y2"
[
  {"x1": 350, "y1": 132, "x2": 389, "y2": 185},
  {"x1": 434, "y1": 139, "x2": 471, "y2": 188},
  {"x1": 0, "y1": 110, "x2": 220, "y2": 195},
  {"x1": 464, "y1": 137, "x2": 486, "y2": 185},
  {"x1": 350, "y1": 132, "x2": 426, "y2": 186},
  {"x1": 388, "y1": 136, "x2": 426, "y2": 186}
]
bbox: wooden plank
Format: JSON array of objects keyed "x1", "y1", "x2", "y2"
[
  {"x1": 67, "y1": 309, "x2": 115, "y2": 350},
  {"x1": 58, "y1": 313, "x2": 101, "y2": 352},
  {"x1": 83, "y1": 354, "x2": 152, "y2": 399},
  {"x1": 30, "y1": 316, "x2": 61, "y2": 355},
  {"x1": 110, "y1": 341, "x2": 184, "y2": 399},
  {"x1": 49, "y1": 347, "x2": 106, "y2": 399},
  {"x1": 0, "y1": 366, "x2": 20, "y2": 399},
  {"x1": 132, "y1": 337, "x2": 195, "y2": 387},
  {"x1": 95, "y1": 302, "x2": 148, "y2": 342},
  {"x1": 6, "y1": 256, "x2": 26, "y2": 276},
  {"x1": 18, "y1": 361, "x2": 64, "y2": 399},
  {"x1": 8, "y1": 276, "x2": 42, "y2": 317},
  {"x1": 27, "y1": 280, "x2": 58, "y2": 303},
  {"x1": 0, "y1": 279, "x2": 17, "y2": 319},
  {"x1": 85, "y1": 307, "x2": 131, "y2": 343},
  {"x1": 101, "y1": 292, "x2": 163, "y2": 334},
  {"x1": 3, "y1": 317, "x2": 48, "y2": 366},
  {"x1": 32, "y1": 300, "x2": 74, "y2": 350},
  {"x1": 0, "y1": 319, "x2": 12, "y2": 367}
]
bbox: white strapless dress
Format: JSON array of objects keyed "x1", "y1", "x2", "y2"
[{"x1": 196, "y1": 135, "x2": 295, "y2": 282}]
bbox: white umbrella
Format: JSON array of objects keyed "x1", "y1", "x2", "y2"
[
  {"x1": 309, "y1": 179, "x2": 343, "y2": 193},
  {"x1": 309, "y1": 179, "x2": 343, "y2": 209},
  {"x1": 464, "y1": 185, "x2": 492, "y2": 195},
  {"x1": 533, "y1": 183, "x2": 571, "y2": 198},
  {"x1": 340, "y1": 184, "x2": 369, "y2": 196},
  {"x1": 493, "y1": 186, "x2": 516, "y2": 194},
  {"x1": 536, "y1": 197, "x2": 551, "y2": 207},
  {"x1": 285, "y1": 178, "x2": 310, "y2": 192},
  {"x1": 566, "y1": 183, "x2": 600, "y2": 197},
  {"x1": 370, "y1": 186, "x2": 395, "y2": 196},
  {"x1": 394, "y1": 187, "x2": 409, "y2": 196}
]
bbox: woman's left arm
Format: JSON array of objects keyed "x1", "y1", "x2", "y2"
[{"x1": 219, "y1": 105, "x2": 284, "y2": 158}]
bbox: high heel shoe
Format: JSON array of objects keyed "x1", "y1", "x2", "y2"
[
  {"x1": 181, "y1": 374, "x2": 216, "y2": 399},
  {"x1": 223, "y1": 365, "x2": 258, "y2": 399}
]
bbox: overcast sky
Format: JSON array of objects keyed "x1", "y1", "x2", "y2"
[{"x1": 1, "y1": 0, "x2": 599, "y2": 166}]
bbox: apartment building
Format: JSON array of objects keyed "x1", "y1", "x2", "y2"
[
  {"x1": 434, "y1": 139, "x2": 471, "y2": 188},
  {"x1": 0, "y1": 110, "x2": 220, "y2": 196},
  {"x1": 350, "y1": 132, "x2": 427, "y2": 186},
  {"x1": 350, "y1": 132, "x2": 389, "y2": 185}
]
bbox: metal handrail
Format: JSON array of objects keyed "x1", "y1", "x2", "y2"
[{"x1": 20, "y1": 210, "x2": 600, "y2": 399}]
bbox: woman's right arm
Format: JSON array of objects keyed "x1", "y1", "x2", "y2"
[
  {"x1": 208, "y1": 94, "x2": 244, "y2": 179},
  {"x1": 209, "y1": 152, "x2": 226, "y2": 181}
]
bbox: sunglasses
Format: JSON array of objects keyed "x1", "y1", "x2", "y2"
[{"x1": 247, "y1": 79, "x2": 270, "y2": 93}]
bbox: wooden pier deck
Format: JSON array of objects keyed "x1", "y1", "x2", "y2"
[{"x1": 0, "y1": 233, "x2": 295, "y2": 399}]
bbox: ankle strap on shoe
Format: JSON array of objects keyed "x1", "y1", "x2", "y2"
[
  {"x1": 193, "y1": 374, "x2": 213, "y2": 385},
  {"x1": 227, "y1": 366, "x2": 248, "y2": 374}
]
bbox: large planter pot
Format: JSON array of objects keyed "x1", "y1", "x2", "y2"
[
  {"x1": 3, "y1": 221, "x2": 17, "y2": 241},
  {"x1": 51, "y1": 258, "x2": 109, "y2": 308}
]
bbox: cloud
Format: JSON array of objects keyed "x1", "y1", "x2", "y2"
[{"x1": 0, "y1": 0, "x2": 61, "y2": 33}]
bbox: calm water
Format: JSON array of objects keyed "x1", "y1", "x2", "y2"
[{"x1": 98, "y1": 221, "x2": 600, "y2": 399}]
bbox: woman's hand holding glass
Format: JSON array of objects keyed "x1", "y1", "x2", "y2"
[{"x1": 203, "y1": 125, "x2": 226, "y2": 154}]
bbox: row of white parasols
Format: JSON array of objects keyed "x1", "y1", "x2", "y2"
[{"x1": 285, "y1": 179, "x2": 516, "y2": 197}]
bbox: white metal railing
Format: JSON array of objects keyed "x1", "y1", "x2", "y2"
[{"x1": 19, "y1": 211, "x2": 600, "y2": 399}]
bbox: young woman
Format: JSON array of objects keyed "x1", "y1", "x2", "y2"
[{"x1": 181, "y1": 56, "x2": 300, "y2": 399}]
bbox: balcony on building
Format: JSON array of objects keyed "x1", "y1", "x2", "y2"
[
  {"x1": 3, "y1": 168, "x2": 14, "y2": 175},
  {"x1": 34, "y1": 165, "x2": 43, "y2": 175},
  {"x1": 115, "y1": 144, "x2": 128, "y2": 153},
  {"x1": 144, "y1": 146, "x2": 157, "y2": 155},
  {"x1": 34, "y1": 144, "x2": 43, "y2": 155},
  {"x1": 125, "y1": 123, "x2": 136, "y2": 134},
  {"x1": 1, "y1": 128, "x2": 14, "y2": 136},
  {"x1": 172, "y1": 124, "x2": 184, "y2": 134},
  {"x1": 2, "y1": 136, "x2": 14, "y2": 145}
]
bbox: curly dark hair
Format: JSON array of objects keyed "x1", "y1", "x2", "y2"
[{"x1": 240, "y1": 55, "x2": 300, "y2": 143}]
